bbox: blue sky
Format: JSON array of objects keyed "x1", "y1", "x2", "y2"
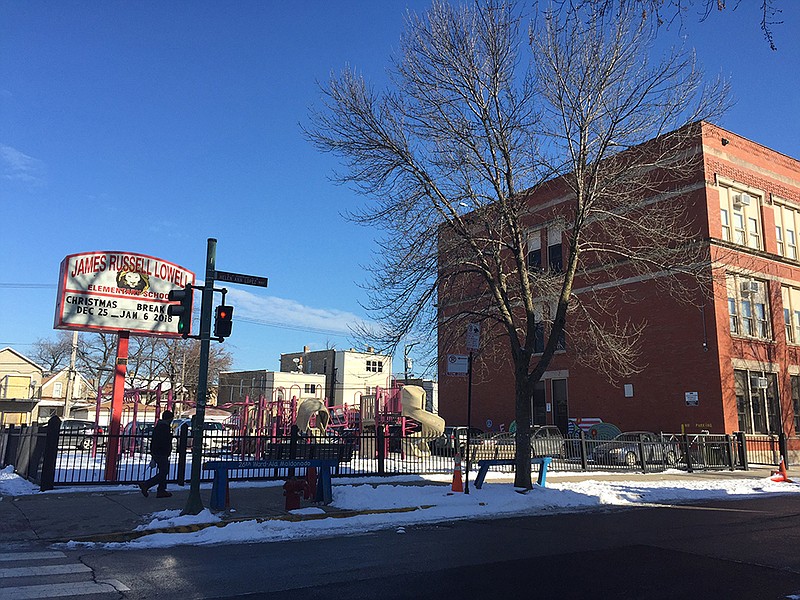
[{"x1": 1, "y1": 1, "x2": 798, "y2": 374}]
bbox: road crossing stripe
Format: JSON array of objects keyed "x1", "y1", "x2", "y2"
[
  {"x1": 0, "y1": 564, "x2": 91, "y2": 578},
  {"x1": 0, "y1": 579, "x2": 128, "y2": 599},
  {"x1": 0, "y1": 552, "x2": 66, "y2": 562}
]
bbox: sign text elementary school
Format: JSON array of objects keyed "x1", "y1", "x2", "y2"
[{"x1": 54, "y1": 251, "x2": 196, "y2": 336}]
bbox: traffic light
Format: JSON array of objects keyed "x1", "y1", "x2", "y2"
[
  {"x1": 214, "y1": 305, "x2": 234, "y2": 339},
  {"x1": 167, "y1": 284, "x2": 193, "y2": 337}
]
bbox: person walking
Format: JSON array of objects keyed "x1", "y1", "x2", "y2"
[{"x1": 139, "y1": 410, "x2": 174, "y2": 498}]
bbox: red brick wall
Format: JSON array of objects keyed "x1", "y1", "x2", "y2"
[{"x1": 438, "y1": 122, "x2": 800, "y2": 437}]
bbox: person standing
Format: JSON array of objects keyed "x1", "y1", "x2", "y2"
[{"x1": 139, "y1": 410, "x2": 174, "y2": 498}]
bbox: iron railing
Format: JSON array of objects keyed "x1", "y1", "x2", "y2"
[{"x1": 0, "y1": 420, "x2": 785, "y2": 489}]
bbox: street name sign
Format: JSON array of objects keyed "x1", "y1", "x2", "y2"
[{"x1": 214, "y1": 270, "x2": 269, "y2": 288}]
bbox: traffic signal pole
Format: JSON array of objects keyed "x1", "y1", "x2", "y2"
[{"x1": 182, "y1": 238, "x2": 216, "y2": 516}]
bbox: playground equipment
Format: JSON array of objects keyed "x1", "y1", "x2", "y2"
[
  {"x1": 399, "y1": 386, "x2": 445, "y2": 458},
  {"x1": 296, "y1": 398, "x2": 330, "y2": 437},
  {"x1": 220, "y1": 383, "x2": 446, "y2": 461},
  {"x1": 357, "y1": 384, "x2": 445, "y2": 459}
]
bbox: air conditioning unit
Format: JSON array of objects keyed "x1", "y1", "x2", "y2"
[
  {"x1": 740, "y1": 280, "x2": 759, "y2": 294},
  {"x1": 734, "y1": 192, "x2": 752, "y2": 207},
  {"x1": 750, "y1": 376, "x2": 769, "y2": 389}
]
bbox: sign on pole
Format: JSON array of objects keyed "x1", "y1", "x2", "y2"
[
  {"x1": 214, "y1": 270, "x2": 269, "y2": 288},
  {"x1": 466, "y1": 322, "x2": 480, "y2": 351},
  {"x1": 54, "y1": 251, "x2": 195, "y2": 337},
  {"x1": 447, "y1": 354, "x2": 469, "y2": 375}
]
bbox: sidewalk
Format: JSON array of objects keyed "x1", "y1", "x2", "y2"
[{"x1": 0, "y1": 467, "x2": 778, "y2": 545}]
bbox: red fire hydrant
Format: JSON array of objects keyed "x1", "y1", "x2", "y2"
[{"x1": 283, "y1": 478, "x2": 308, "y2": 510}]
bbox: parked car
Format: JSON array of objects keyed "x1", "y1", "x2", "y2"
[
  {"x1": 429, "y1": 426, "x2": 484, "y2": 456},
  {"x1": 121, "y1": 421, "x2": 155, "y2": 454},
  {"x1": 171, "y1": 418, "x2": 228, "y2": 454},
  {"x1": 590, "y1": 431, "x2": 679, "y2": 467},
  {"x1": 474, "y1": 426, "x2": 565, "y2": 460},
  {"x1": 59, "y1": 419, "x2": 105, "y2": 451}
]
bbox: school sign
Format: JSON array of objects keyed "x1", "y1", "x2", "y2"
[{"x1": 54, "y1": 251, "x2": 196, "y2": 336}]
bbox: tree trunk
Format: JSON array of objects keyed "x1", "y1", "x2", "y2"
[{"x1": 513, "y1": 366, "x2": 534, "y2": 489}]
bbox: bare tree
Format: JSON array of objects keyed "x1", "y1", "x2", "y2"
[
  {"x1": 31, "y1": 331, "x2": 74, "y2": 374},
  {"x1": 563, "y1": 0, "x2": 784, "y2": 50},
  {"x1": 75, "y1": 332, "x2": 118, "y2": 391},
  {"x1": 36, "y1": 331, "x2": 232, "y2": 411},
  {"x1": 306, "y1": 0, "x2": 728, "y2": 488},
  {"x1": 171, "y1": 340, "x2": 233, "y2": 404}
]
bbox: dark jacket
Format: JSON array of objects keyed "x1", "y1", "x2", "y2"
[{"x1": 150, "y1": 419, "x2": 173, "y2": 457}]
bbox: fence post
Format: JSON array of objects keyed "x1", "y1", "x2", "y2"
[
  {"x1": 0, "y1": 426, "x2": 8, "y2": 468},
  {"x1": 39, "y1": 416, "x2": 61, "y2": 491},
  {"x1": 779, "y1": 432, "x2": 789, "y2": 466},
  {"x1": 637, "y1": 434, "x2": 647, "y2": 472},
  {"x1": 289, "y1": 425, "x2": 299, "y2": 478},
  {"x1": 682, "y1": 433, "x2": 693, "y2": 473},
  {"x1": 725, "y1": 434, "x2": 735, "y2": 471},
  {"x1": 736, "y1": 431, "x2": 749, "y2": 470},
  {"x1": 16, "y1": 425, "x2": 32, "y2": 479},
  {"x1": 376, "y1": 426, "x2": 386, "y2": 476},
  {"x1": 176, "y1": 423, "x2": 188, "y2": 486},
  {"x1": 579, "y1": 431, "x2": 588, "y2": 471},
  {"x1": 3, "y1": 425, "x2": 17, "y2": 469}
]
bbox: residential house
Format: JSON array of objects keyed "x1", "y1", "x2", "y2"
[
  {"x1": 0, "y1": 347, "x2": 43, "y2": 426},
  {"x1": 37, "y1": 367, "x2": 95, "y2": 422}
]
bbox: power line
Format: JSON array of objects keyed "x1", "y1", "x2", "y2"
[
  {"x1": 237, "y1": 316, "x2": 351, "y2": 337},
  {"x1": 0, "y1": 283, "x2": 355, "y2": 338}
]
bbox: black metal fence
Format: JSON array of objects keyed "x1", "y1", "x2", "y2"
[{"x1": 0, "y1": 419, "x2": 784, "y2": 491}]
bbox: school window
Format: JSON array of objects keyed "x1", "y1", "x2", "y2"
[
  {"x1": 304, "y1": 384, "x2": 316, "y2": 394},
  {"x1": 533, "y1": 323, "x2": 544, "y2": 353},
  {"x1": 721, "y1": 207, "x2": 731, "y2": 241},
  {"x1": 727, "y1": 274, "x2": 770, "y2": 340},
  {"x1": 792, "y1": 376, "x2": 800, "y2": 435},
  {"x1": 547, "y1": 228, "x2": 563, "y2": 272},
  {"x1": 528, "y1": 226, "x2": 563, "y2": 272},
  {"x1": 735, "y1": 370, "x2": 780, "y2": 435},
  {"x1": 532, "y1": 305, "x2": 566, "y2": 355},
  {"x1": 782, "y1": 286, "x2": 800, "y2": 345},
  {"x1": 719, "y1": 186, "x2": 762, "y2": 250},
  {"x1": 366, "y1": 360, "x2": 383, "y2": 373},
  {"x1": 527, "y1": 232, "x2": 542, "y2": 269},
  {"x1": 775, "y1": 202, "x2": 800, "y2": 260}
]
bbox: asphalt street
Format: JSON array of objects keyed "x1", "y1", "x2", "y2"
[{"x1": 59, "y1": 494, "x2": 800, "y2": 599}]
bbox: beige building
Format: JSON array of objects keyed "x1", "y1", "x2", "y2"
[
  {"x1": 0, "y1": 347, "x2": 44, "y2": 426},
  {"x1": 279, "y1": 347, "x2": 393, "y2": 406},
  {"x1": 218, "y1": 369, "x2": 327, "y2": 406}
]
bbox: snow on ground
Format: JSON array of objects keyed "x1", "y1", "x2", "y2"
[{"x1": 3, "y1": 465, "x2": 799, "y2": 550}]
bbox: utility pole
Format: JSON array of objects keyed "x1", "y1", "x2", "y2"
[
  {"x1": 403, "y1": 342, "x2": 417, "y2": 384},
  {"x1": 64, "y1": 331, "x2": 79, "y2": 419},
  {"x1": 182, "y1": 238, "x2": 216, "y2": 516}
]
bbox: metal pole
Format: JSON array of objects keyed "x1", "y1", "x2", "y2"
[
  {"x1": 465, "y1": 351, "x2": 473, "y2": 494},
  {"x1": 64, "y1": 330, "x2": 78, "y2": 419},
  {"x1": 104, "y1": 331, "x2": 129, "y2": 481},
  {"x1": 183, "y1": 238, "x2": 216, "y2": 515}
]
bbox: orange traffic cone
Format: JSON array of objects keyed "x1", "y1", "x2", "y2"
[
  {"x1": 771, "y1": 458, "x2": 793, "y2": 483},
  {"x1": 451, "y1": 452, "x2": 464, "y2": 492}
]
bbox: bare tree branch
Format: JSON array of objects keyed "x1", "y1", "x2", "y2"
[{"x1": 305, "y1": 0, "x2": 728, "y2": 488}]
